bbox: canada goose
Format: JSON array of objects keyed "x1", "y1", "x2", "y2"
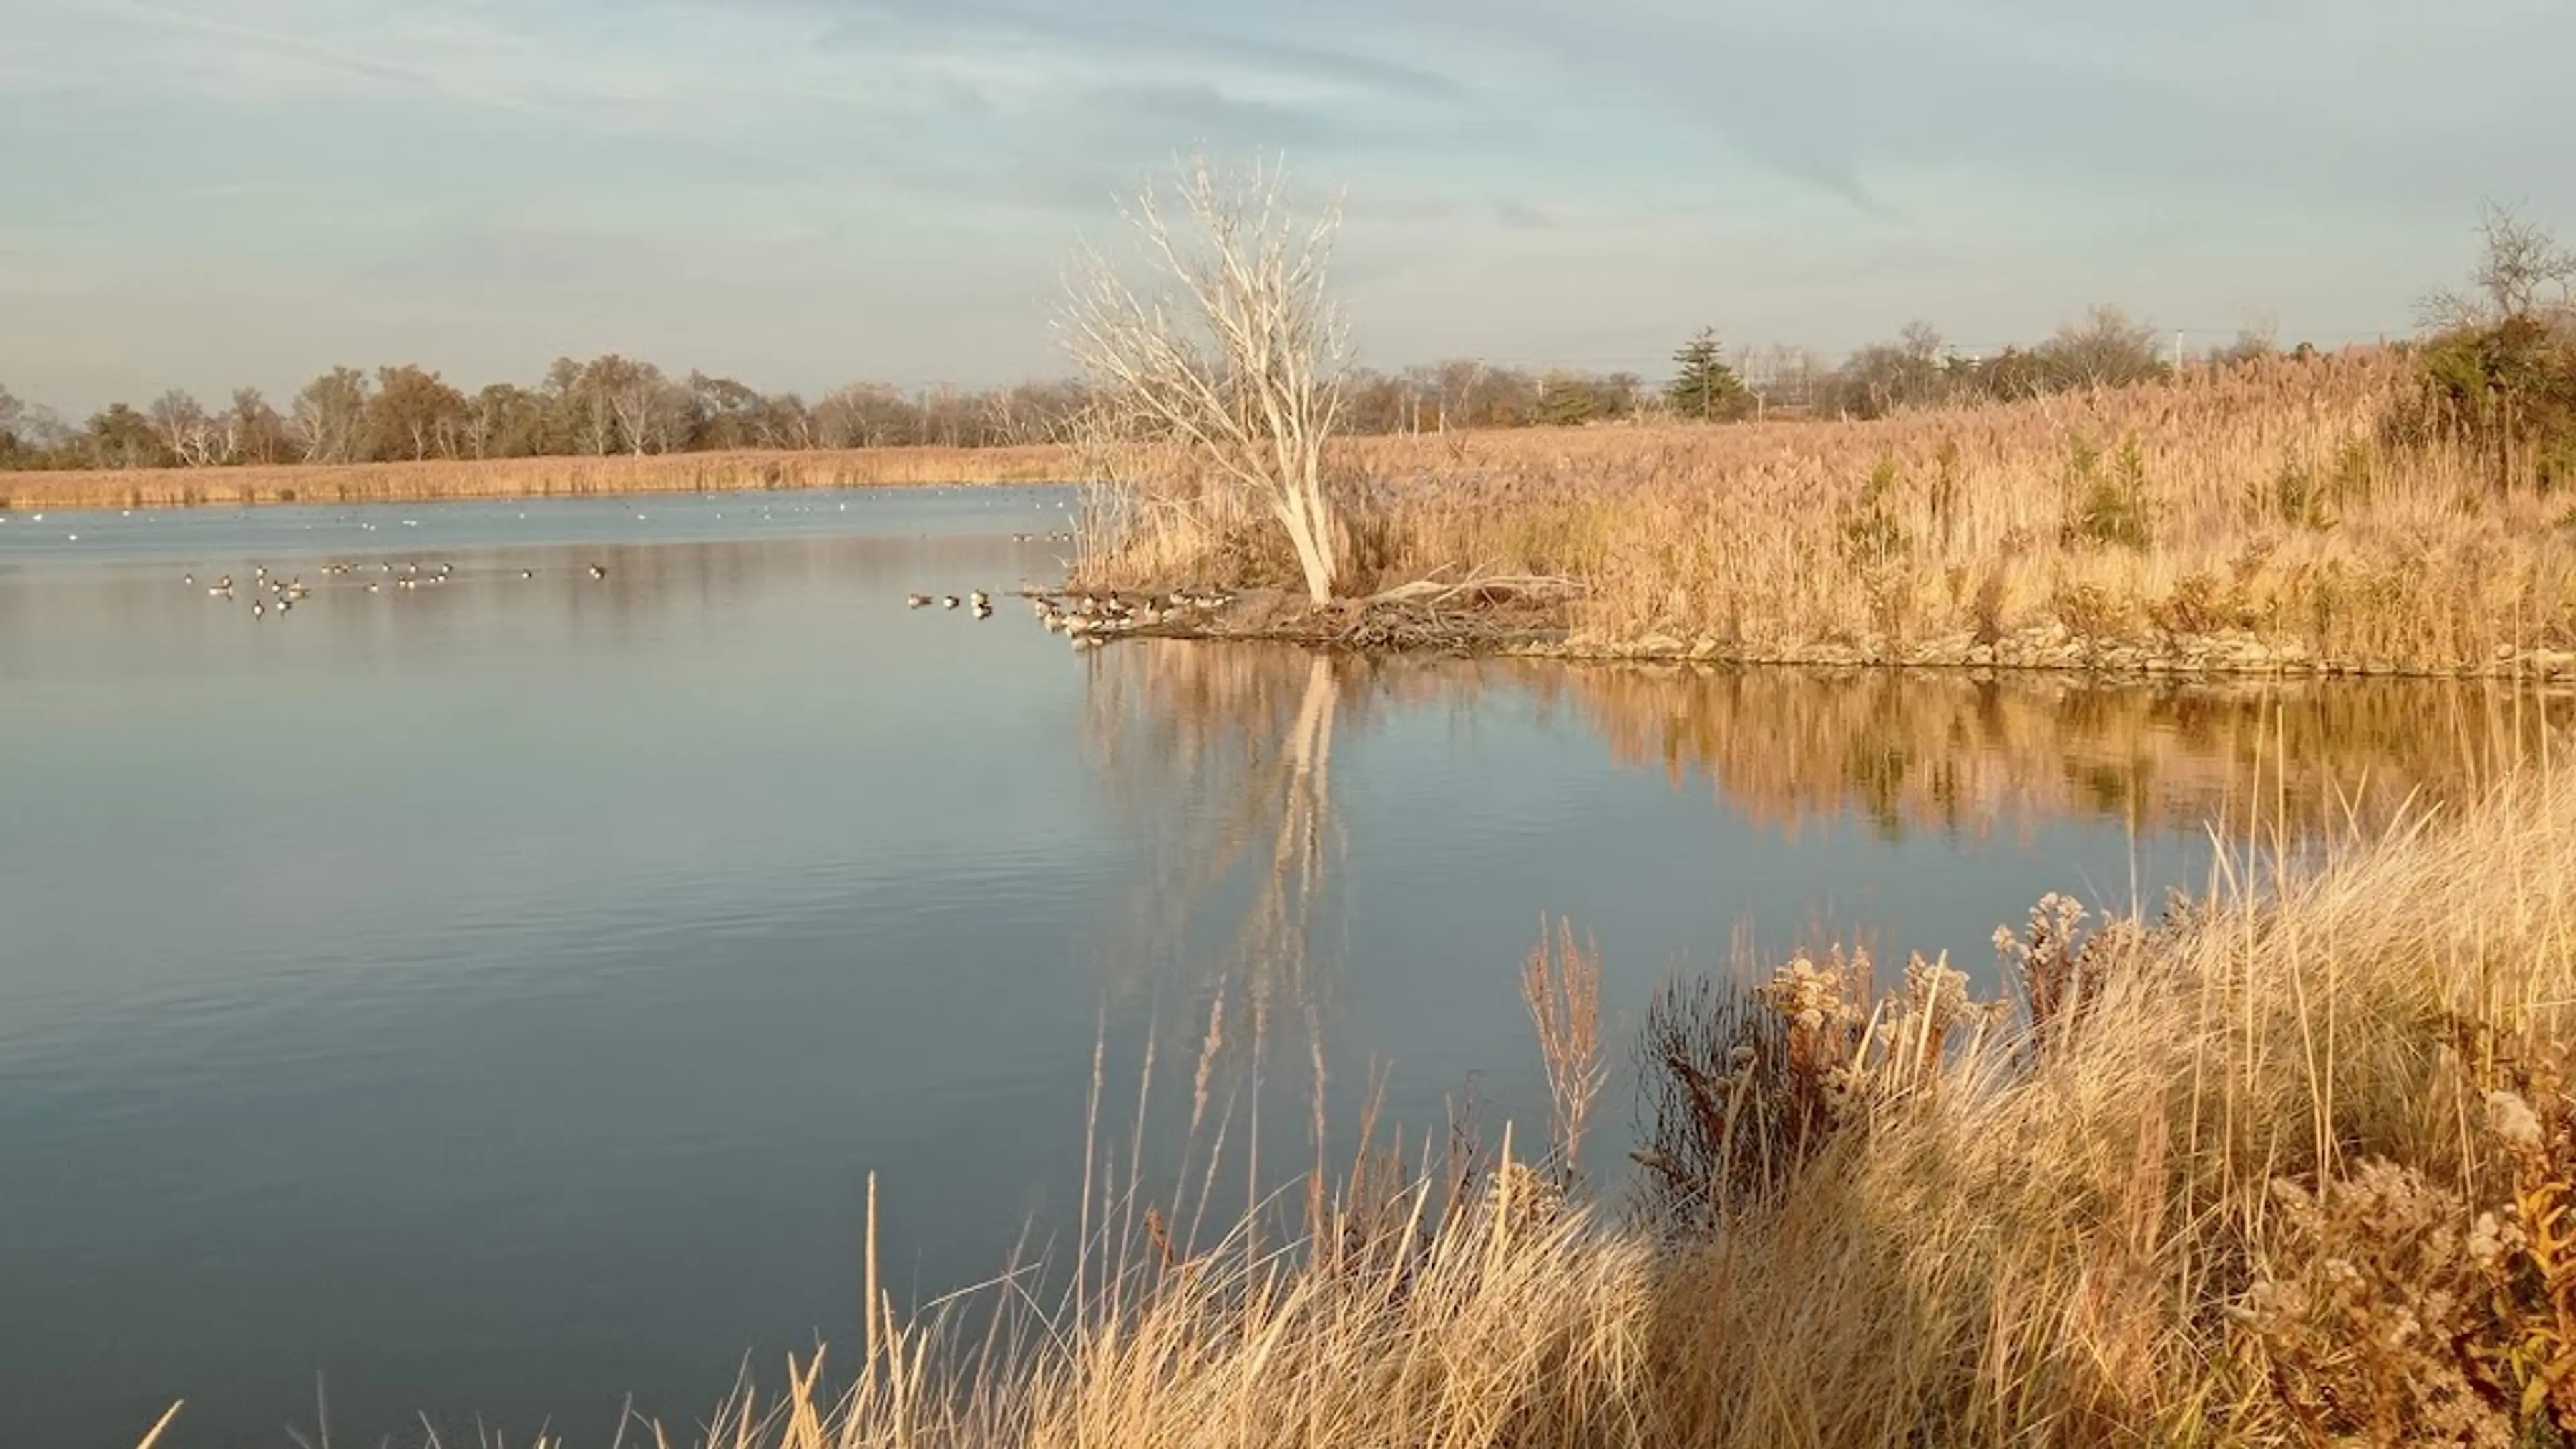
[
  {"x1": 367, "y1": 582, "x2": 381, "y2": 593},
  {"x1": 971, "y1": 601, "x2": 993, "y2": 619},
  {"x1": 941, "y1": 594, "x2": 961, "y2": 609},
  {"x1": 969, "y1": 590, "x2": 990, "y2": 609},
  {"x1": 906, "y1": 593, "x2": 932, "y2": 608},
  {"x1": 207, "y1": 574, "x2": 231, "y2": 595},
  {"x1": 522, "y1": 569, "x2": 535, "y2": 579},
  {"x1": 588, "y1": 564, "x2": 607, "y2": 579},
  {"x1": 251, "y1": 598, "x2": 266, "y2": 618},
  {"x1": 183, "y1": 574, "x2": 195, "y2": 586}
]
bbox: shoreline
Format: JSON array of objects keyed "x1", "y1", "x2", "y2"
[
  {"x1": 1034, "y1": 587, "x2": 2576, "y2": 682},
  {"x1": 0, "y1": 444, "x2": 1075, "y2": 511}
]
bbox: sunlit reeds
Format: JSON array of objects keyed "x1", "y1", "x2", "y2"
[{"x1": 1081, "y1": 348, "x2": 2576, "y2": 675}]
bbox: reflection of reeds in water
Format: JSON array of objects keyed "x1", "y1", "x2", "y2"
[
  {"x1": 1084, "y1": 647, "x2": 2569, "y2": 1025},
  {"x1": 1518, "y1": 664, "x2": 2573, "y2": 842}
]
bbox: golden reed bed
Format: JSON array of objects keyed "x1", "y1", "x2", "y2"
[
  {"x1": 1081, "y1": 347, "x2": 2576, "y2": 677},
  {"x1": 0, "y1": 445, "x2": 1076, "y2": 510}
]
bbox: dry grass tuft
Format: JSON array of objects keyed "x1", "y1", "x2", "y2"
[{"x1": 1521, "y1": 917, "x2": 1605, "y2": 1181}]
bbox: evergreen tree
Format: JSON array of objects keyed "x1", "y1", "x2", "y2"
[{"x1": 1666, "y1": 327, "x2": 1751, "y2": 421}]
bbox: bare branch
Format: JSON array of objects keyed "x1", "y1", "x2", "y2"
[{"x1": 1057, "y1": 151, "x2": 1353, "y2": 604}]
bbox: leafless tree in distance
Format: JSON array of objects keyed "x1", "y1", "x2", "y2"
[{"x1": 2418, "y1": 201, "x2": 2576, "y2": 331}]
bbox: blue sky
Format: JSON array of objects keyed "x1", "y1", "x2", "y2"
[{"x1": 5, "y1": 0, "x2": 2571, "y2": 413}]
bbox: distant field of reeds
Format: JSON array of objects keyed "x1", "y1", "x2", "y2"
[
  {"x1": 0, "y1": 444, "x2": 1075, "y2": 511},
  {"x1": 1083, "y1": 347, "x2": 2576, "y2": 678},
  {"x1": 268, "y1": 748, "x2": 2567, "y2": 1448}
]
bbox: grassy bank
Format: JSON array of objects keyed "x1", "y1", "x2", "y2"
[
  {"x1": 0, "y1": 444, "x2": 1073, "y2": 511},
  {"x1": 475, "y1": 745, "x2": 2565, "y2": 1448},
  {"x1": 1077, "y1": 347, "x2": 2576, "y2": 679}
]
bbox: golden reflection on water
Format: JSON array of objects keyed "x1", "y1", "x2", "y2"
[
  {"x1": 1081, "y1": 645, "x2": 2570, "y2": 1046},
  {"x1": 1513, "y1": 664, "x2": 2570, "y2": 844}
]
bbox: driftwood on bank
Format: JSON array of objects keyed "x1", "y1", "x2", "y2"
[{"x1": 1034, "y1": 571, "x2": 1585, "y2": 654}]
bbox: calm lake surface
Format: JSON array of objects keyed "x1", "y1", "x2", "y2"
[{"x1": 1, "y1": 488, "x2": 2559, "y2": 1445}]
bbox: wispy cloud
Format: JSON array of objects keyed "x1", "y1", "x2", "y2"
[{"x1": 1, "y1": 0, "x2": 2568, "y2": 412}]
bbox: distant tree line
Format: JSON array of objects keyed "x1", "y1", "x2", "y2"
[{"x1": 0, "y1": 304, "x2": 2297, "y2": 472}]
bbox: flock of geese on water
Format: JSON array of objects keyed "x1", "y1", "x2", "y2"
[
  {"x1": 904, "y1": 584, "x2": 1237, "y2": 649},
  {"x1": 182, "y1": 556, "x2": 1227, "y2": 649},
  {"x1": 189, "y1": 560, "x2": 612, "y2": 617}
]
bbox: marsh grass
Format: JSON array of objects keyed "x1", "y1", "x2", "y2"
[
  {"x1": 1, "y1": 446, "x2": 1073, "y2": 511},
  {"x1": 1080, "y1": 349, "x2": 2576, "y2": 673},
  {"x1": 307, "y1": 727, "x2": 2576, "y2": 1449}
]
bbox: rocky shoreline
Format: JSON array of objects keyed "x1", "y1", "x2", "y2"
[
  {"x1": 1037, "y1": 587, "x2": 2576, "y2": 682},
  {"x1": 1511, "y1": 623, "x2": 2576, "y2": 682}
]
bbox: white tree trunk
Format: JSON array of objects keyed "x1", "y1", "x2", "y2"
[{"x1": 1058, "y1": 152, "x2": 1350, "y2": 606}]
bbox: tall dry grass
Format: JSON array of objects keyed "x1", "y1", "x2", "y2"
[
  {"x1": 1, "y1": 445, "x2": 1073, "y2": 511},
  {"x1": 1082, "y1": 349, "x2": 2576, "y2": 674},
  {"x1": 324, "y1": 738, "x2": 2572, "y2": 1449}
]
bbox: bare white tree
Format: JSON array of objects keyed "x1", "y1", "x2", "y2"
[
  {"x1": 2419, "y1": 201, "x2": 2576, "y2": 331},
  {"x1": 1057, "y1": 152, "x2": 1350, "y2": 606},
  {"x1": 147, "y1": 390, "x2": 224, "y2": 468}
]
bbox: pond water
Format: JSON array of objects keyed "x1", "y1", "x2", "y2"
[{"x1": 0, "y1": 488, "x2": 2559, "y2": 1445}]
